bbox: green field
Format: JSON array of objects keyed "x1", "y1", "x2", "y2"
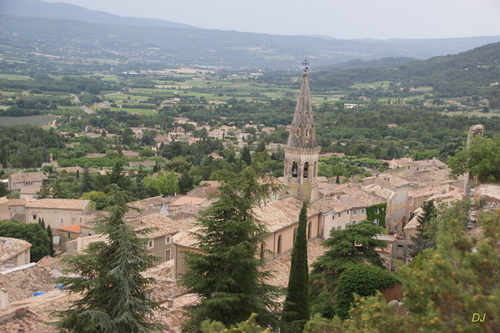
[
  {"x1": 0, "y1": 74, "x2": 33, "y2": 81},
  {"x1": 0, "y1": 115, "x2": 58, "y2": 126},
  {"x1": 350, "y1": 81, "x2": 391, "y2": 89},
  {"x1": 94, "y1": 107, "x2": 157, "y2": 116}
]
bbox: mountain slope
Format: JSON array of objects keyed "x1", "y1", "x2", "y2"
[
  {"x1": 1, "y1": 0, "x2": 500, "y2": 69},
  {"x1": 0, "y1": 0, "x2": 196, "y2": 29}
]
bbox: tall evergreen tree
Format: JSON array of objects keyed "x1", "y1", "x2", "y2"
[
  {"x1": 241, "y1": 145, "x2": 252, "y2": 166},
  {"x1": 46, "y1": 224, "x2": 54, "y2": 257},
  {"x1": 282, "y1": 201, "x2": 310, "y2": 333},
  {"x1": 54, "y1": 185, "x2": 163, "y2": 332},
  {"x1": 181, "y1": 166, "x2": 281, "y2": 332},
  {"x1": 409, "y1": 200, "x2": 438, "y2": 258},
  {"x1": 81, "y1": 166, "x2": 92, "y2": 194}
]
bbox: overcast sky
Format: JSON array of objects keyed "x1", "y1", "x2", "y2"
[{"x1": 42, "y1": 0, "x2": 500, "y2": 39}]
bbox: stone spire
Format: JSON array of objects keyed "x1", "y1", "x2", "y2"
[
  {"x1": 287, "y1": 71, "x2": 318, "y2": 149},
  {"x1": 282, "y1": 66, "x2": 321, "y2": 203}
]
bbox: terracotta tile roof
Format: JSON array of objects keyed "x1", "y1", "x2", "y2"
[
  {"x1": 86, "y1": 153, "x2": 106, "y2": 158},
  {"x1": 0, "y1": 237, "x2": 32, "y2": 265},
  {"x1": 8, "y1": 198, "x2": 30, "y2": 206},
  {"x1": 186, "y1": 185, "x2": 219, "y2": 198},
  {"x1": 0, "y1": 196, "x2": 8, "y2": 205},
  {"x1": 172, "y1": 228, "x2": 199, "y2": 248},
  {"x1": 26, "y1": 199, "x2": 90, "y2": 210},
  {"x1": 129, "y1": 213, "x2": 196, "y2": 238},
  {"x1": 128, "y1": 195, "x2": 173, "y2": 210},
  {"x1": 58, "y1": 224, "x2": 82, "y2": 234},
  {"x1": 265, "y1": 238, "x2": 326, "y2": 288},
  {"x1": 170, "y1": 196, "x2": 206, "y2": 207},
  {"x1": 309, "y1": 198, "x2": 350, "y2": 215},
  {"x1": 9, "y1": 172, "x2": 47, "y2": 184},
  {"x1": 19, "y1": 186, "x2": 41, "y2": 194},
  {"x1": 0, "y1": 263, "x2": 56, "y2": 302},
  {"x1": 253, "y1": 196, "x2": 303, "y2": 233},
  {"x1": 361, "y1": 184, "x2": 393, "y2": 200}
]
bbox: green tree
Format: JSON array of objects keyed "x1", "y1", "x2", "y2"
[
  {"x1": 281, "y1": 201, "x2": 310, "y2": 333},
  {"x1": 0, "y1": 180, "x2": 8, "y2": 197},
  {"x1": 144, "y1": 171, "x2": 180, "y2": 196},
  {"x1": 201, "y1": 313, "x2": 270, "y2": 333},
  {"x1": 81, "y1": 166, "x2": 93, "y2": 194},
  {"x1": 0, "y1": 220, "x2": 50, "y2": 262},
  {"x1": 181, "y1": 167, "x2": 281, "y2": 332},
  {"x1": 408, "y1": 200, "x2": 438, "y2": 258},
  {"x1": 37, "y1": 179, "x2": 51, "y2": 198},
  {"x1": 241, "y1": 145, "x2": 252, "y2": 166},
  {"x1": 448, "y1": 135, "x2": 500, "y2": 183},
  {"x1": 398, "y1": 201, "x2": 500, "y2": 332},
  {"x1": 334, "y1": 263, "x2": 399, "y2": 319},
  {"x1": 54, "y1": 185, "x2": 163, "y2": 333},
  {"x1": 310, "y1": 221, "x2": 387, "y2": 318},
  {"x1": 46, "y1": 224, "x2": 54, "y2": 257}
]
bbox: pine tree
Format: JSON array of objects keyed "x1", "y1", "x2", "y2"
[
  {"x1": 408, "y1": 200, "x2": 438, "y2": 258},
  {"x1": 282, "y1": 201, "x2": 310, "y2": 332},
  {"x1": 181, "y1": 167, "x2": 281, "y2": 332},
  {"x1": 55, "y1": 185, "x2": 164, "y2": 332}
]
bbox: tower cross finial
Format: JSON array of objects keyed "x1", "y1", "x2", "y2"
[{"x1": 302, "y1": 59, "x2": 309, "y2": 72}]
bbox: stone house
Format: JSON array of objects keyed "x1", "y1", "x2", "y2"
[
  {"x1": 0, "y1": 237, "x2": 32, "y2": 270},
  {"x1": 24, "y1": 199, "x2": 94, "y2": 229},
  {"x1": 8, "y1": 172, "x2": 47, "y2": 191}
]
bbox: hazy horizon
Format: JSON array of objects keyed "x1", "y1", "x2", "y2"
[{"x1": 33, "y1": 0, "x2": 500, "y2": 40}]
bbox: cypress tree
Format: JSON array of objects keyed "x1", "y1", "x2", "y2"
[
  {"x1": 46, "y1": 224, "x2": 54, "y2": 256},
  {"x1": 241, "y1": 145, "x2": 252, "y2": 166},
  {"x1": 282, "y1": 201, "x2": 310, "y2": 332}
]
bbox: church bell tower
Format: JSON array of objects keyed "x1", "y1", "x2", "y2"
[{"x1": 283, "y1": 61, "x2": 320, "y2": 202}]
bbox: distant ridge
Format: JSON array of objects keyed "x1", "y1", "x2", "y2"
[
  {"x1": 1, "y1": 0, "x2": 500, "y2": 69},
  {"x1": 0, "y1": 0, "x2": 197, "y2": 29}
]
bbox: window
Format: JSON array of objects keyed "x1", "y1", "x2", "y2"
[
  {"x1": 277, "y1": 235, "x2": 282, "y2": 254},
  {"x1": 338, "y1": 212, "x2": 341, "y2": 218},
  {"x1": 307, "y1": 222, "x2": 312, "y2": 240},
  {"x1": 303, "y1": 162, "x2": 309, "y2": 179},
  {"x1": 67, "y1": 232, "x2": 72, "y2": 240},
  {"x1": 361, "y1": 209, "x2": 365, "y2": 214},
  {"x1": 347, "y1": 210, "x2": 350, "y2": 215},
  {"x1": 293, "y1": 228, "x2": 297, "y2": 241},
  {"x1": 165, "y1": 249, "x2": 171, "y2": 261},
  {"x1": 337, "y1": 226, "x2": 342, "y2": 230},
  {"x1": 32, "y1": 215, "x2": 37, "y2": 220},
  {"x1": 148, "y1": 240, "x2": 154, "y2": 249},
  {"x1": 353, "y1": 210, "x2": 357, "y2": 215},
  {"x1": 60, "y1": 218, "x2": 64, "y2": 224},
  {"x1": 165, "y1": 235, "x2": 171, "y2": 245},
  {"x1": 260, "y1": 243, "x2": 265, "y2": 260},
  {"x1": 292, "y1": 161, "x2": 298, "y2": 177}
]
